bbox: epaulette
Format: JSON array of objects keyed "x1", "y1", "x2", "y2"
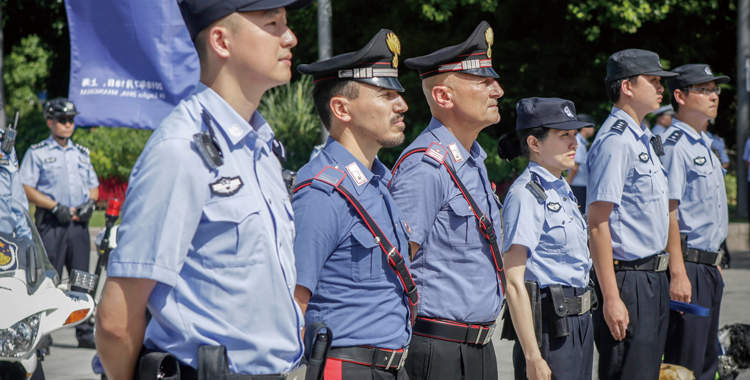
[
  {"x1": 30, "y1": 141, "x2": 49, "y2": 150},
  {"x1": 610, "y1": 119, "x2": 627, "y2": 135},
  {"x1": 74, "y1": 142, "x2": 90, "y2": 155},
  {"x1": 665, "y1": 130, "x2": 683, "y2": 145},
  {"x1": 524, "y1": 172, "x2": 547, "y2": 204},
  {"x1": 310, "y1": 166, "x2": 347, "y2": 194},
  {"x1": 422, "y1": 142, "x2": 448, "y2": 168}
]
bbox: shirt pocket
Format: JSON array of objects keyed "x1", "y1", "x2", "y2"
[
  {"x1": 539, "y1": 210, "x2": 567, "y2": 251},
  {"x1": 624, "y1": 164, "x2": 659, "y2": 203},
  {"x1": 199, "y1": 194, "x2": 263, "y2": 268},
  {"x1": 685, "y1": 165, "x2": 713, "y2": 201},
  {"x1": 350, "y1": 223, "x2": 386, "y2": 282},
  {"x1": 445, "y1": 196, "x2": 475, "y2": 246}
]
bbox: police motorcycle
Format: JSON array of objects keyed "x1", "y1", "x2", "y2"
[{"x1": 1, "y1": 112, "x2": 98, "y2": 380}]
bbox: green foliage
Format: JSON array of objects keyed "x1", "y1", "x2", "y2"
[
  {"x1": 405, "y1": 0, "x2": 498, "y2": 22},
  {"x1": 73, "y1": 128, "x2": 152, "y2": 181},
  {"x1": 259, "y1": 75, "x2": 321, "y2": 171},
  {"x1": 3, "y1": 35, "x2": 51, "y2": 115}
]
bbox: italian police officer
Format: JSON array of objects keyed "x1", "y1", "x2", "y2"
[
  {"x1": 293, "y1": 29, "x2": 416, "y2": 380},
  {"x1": 586, "y1": 48, "x2": 690, "y2": 380},
  {"x1": 19, "y1": 97, "x2": 99, "y2": 348},
  {"x1": 96, "y1": 1, "x2": 311, "y2": 379},
  {"x1": 388, "y1": 21, "x2": 504, "y2": 380},
  {"x1": 501, "y1": 98, "x2": 595, "y2": 380},
  {"x1": 660, "y1": 64, "x2": 729, "y2": 380}
]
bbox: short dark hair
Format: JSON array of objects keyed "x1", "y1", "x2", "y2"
[
  {"x1": 606, "y1": 75, "x2": 639, "y2": 103},
  {"x1": 519, "y1": 127, "x2": 551, "y2": 156},
  {"x1": 312, "y1": 80, "x2": 359, "y2": 130},
  {"x1": 670, "y1": 87, "x2": 688, "y2": 112}
]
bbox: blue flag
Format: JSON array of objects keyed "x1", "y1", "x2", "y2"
[{"x1": 65, "y1": 0, "x2": 199, "y2": 129}]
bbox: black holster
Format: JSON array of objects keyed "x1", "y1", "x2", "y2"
[
  {"x1": 304, "y1": 322, "x2": 332, "y2": 380},
  {"x1": 547, "y1": 285, "x2": 570, "y2": 338},
  {"x1": 137, "y1": 350, "x2": 181, "y2": 380},
  {"x1": 500, "y1": 281, "x2": 542, "y2": 349},
  {"x1": 680, "y1": 233, "x2": 688, "y2": 256}
]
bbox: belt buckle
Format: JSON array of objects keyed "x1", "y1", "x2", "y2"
[
  {"x1": 579, "y1": 291, "x2": 591, "y2": 315},
  {"x1": 483, "y1": 325, "x2": 495, "y2": 345},
  {"x1": 713, "y1": 251, "x2": 724, "y2": 266},
  {"x1": 655, "y1": 254, "x2": 669, "y2": 272},
  {"x1": 397, "y1": 347, "x2": 408, "y2": 370},
  {"x1": 284, "y1": 364, "x2": 306, "y2": 380}
]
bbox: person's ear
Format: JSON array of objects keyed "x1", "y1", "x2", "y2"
[{"x1": 329, "y1": 96, "x2": 352, "y2": 123}]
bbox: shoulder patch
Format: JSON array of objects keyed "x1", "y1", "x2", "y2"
[
  {"x1": 309, "y1": 166, "x2": 347, "y2": 194},
  {"x1": 610, "y1": 119, "x2": 627, "y2": 135},
  {"x1": 665, "y1": 130, "x2": 683, "y2": 145},
  {"x1": 525, "y1": 172, "x2": 547, "y2": 204},
  {"x1": 30, "y1": 141, "x2": 49, "y2": 150},
  {"x1": 422, "y1": 142, "x2": 447, "y2": 167},
  {"x1": 74, "y1": 143, "x2": 90, "y2": 155}
]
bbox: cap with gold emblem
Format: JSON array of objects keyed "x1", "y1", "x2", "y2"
[
  {"x1": 403, "y1": 20, "x2": 498, "y2": 79},
  {"x1": 297, "y1": 29, "x2": 405, "y2": 92}
]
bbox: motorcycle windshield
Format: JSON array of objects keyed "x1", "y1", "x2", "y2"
[{"x1": 0, "y1": 199, "x2": 57, "y2": 290}]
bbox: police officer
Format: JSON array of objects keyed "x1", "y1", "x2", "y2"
[
  {"x1": 500, "y1": 98, "x2": 595, "y2": 380},
  {"x1": 19, "y1": 97, "x2": 98, "y2": 348},
  {"x1": 705, "y1": 128, "x2": 730, "y2": 170},
  {"x1": 660, "y1": 64, "x2": 729, "y2": 380},
  {"x1": 566, "y1": 113, "x2": 595, "y2": 213},
  {"x1": 1, "y1": 139, "x2": 30, "y2": 238},
  {"x1": 292, "y1": 29, "x2": 416, "y2": 379},
  {"x1": 95, "y1": 1, "x2": 311, "y2": 379},
  {"x1": 650, "y1": 105, "x2": 674, "y2": 136},
  {"x1": 586, "y1": 48, "x2": 689, "y2": 380},
  {"x1": 389, "y1": 21, "x2": 504, "y2": 380}
]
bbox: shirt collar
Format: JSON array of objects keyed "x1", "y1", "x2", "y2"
[
  {"x1": 611, "y1": 106, "x2": 647, "y2": 139},
  {"x1": 321, "y1": 137, "x2": 388, "y2": 195},
  {"x1": 671, "y1": 118, "x2": 706, "y2": 143},
  {"x1": 425, "y1": 117, "x2": 487, "y2": 169},
  {"x1": 528, "y1": 162, "x2": 572, "y2": 197},
  {"x1": 45, "y1": 135, "x2": 74, "y2": 151},
  {"x1": 194, "y1": 82, "x2": 274, "y2": 147}
]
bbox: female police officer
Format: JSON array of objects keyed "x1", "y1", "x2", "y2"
[{"x1": 500, "y1": 97, "x2": 594, "y2": 380}]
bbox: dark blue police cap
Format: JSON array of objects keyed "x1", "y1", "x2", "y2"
[
  {"x1": 515, "y1": 97, "x2": 593, "y2": 131},
  {"x1": 666, "y1": 63, "x2": 730, "y2": 89},
  {"x1": 177, "y1": 0, "x2": 312, "y2": 40},
  {"x1": 297, "y1": 29, "x2": 405, "y2": 92},
  {"x1": 605, "y1": 48, "x2": 677, "y2": 82},
  {"x1": 404, "y1": 21, "x2": 498, "y2": 79}
]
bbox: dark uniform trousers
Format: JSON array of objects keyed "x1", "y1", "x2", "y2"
[
  {"x1": 37, "y1": 212, "x2": 93, "y2": 342},
  {"x1": 570, "y1": 186, "x2": 586, "y2": 214},
  {"x1": 664, "y1": 262, "x2": 723, "y2": 380},
  {"x1": 405, "y1": 334, "x2": 497, "y2": 380},
  {"x1": 323, "y1": 358, "x2": 408, "y2": 380},
  {"x1": 593, "y1": 270, "x2": 669, "y2": 380}
]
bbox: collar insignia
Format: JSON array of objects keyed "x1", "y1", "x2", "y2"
[
  {"x1": 0, "y1": 236, "x2": 18, "y2": 272},
  {"x1": 485, "y1": 27, "x2": 494, "y2": 59},
  {"x1": 638, "y1": 152, "x2": 649, "y2": 163},
  {"x1": 386, "y1": 32, "x2": 401, "y2": 68},
  {"x1": 694, "y1": 156, "x2": 707, "y2": 166},
  {"x1": 346, "y1": 162, "x2": 368, "y2": 186},
  {"x1": 210, "y1": 176, "x2": 243, "y2": 196},
  {"x1": 448, "y1": 143, "x2": 463, "y2": 162},
  {"x1": 546, "y1": 202, "x2": 561, "y2": 212}
]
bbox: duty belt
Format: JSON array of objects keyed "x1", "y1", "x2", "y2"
[
  {"x1": 180, "y1": 365, "x2": 307, "y2": 380},
  {"x1": 684, "y1": 248, "x2": 723, "y2": 266},
  {"x1": 544, "y1": 287, "x2": 595, "y2": 316},
  {"x1": 413, "y1": 316, "x2": 495, "y2": 346},
  {"x1": 328, "y1": 346, "x2": 408, "y2": 371},
  {"x1": 613, "y1": 252, "x2": 669, "y2": 272}
]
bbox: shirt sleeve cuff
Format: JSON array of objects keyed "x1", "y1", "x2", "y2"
[
  {"x1": 106, "y1": 261, "x2": 179, "y2": 288},
  {"x1": 588, "y1": 192, "x2": 621, "y2": 206}
]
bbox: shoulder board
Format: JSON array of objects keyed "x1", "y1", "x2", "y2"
[
  {"x1": 30, "y1": 141, "x2": 49, "y2": 150},
  {"x1": 310, "y1": 166, "x2": 347, "y2": 194},
  {"x1": 421, "y1": 142, "x2": 447, "y2": 167},
  {"x1": 665, "y1": 130, "x2": 683, "y2": 145},
  {"x1": 74, "y1": 143, "x2": 90, "y2": 155},
  {"x1": 524, "y1": 172, "x2": 547, "y2": 204},
  {"x1": 610, "y1": 119, "x2": 627, "y2": 135}
]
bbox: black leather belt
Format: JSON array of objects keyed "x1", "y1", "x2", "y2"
[
  {"x1": 543, "y1": 287, "x2": 594, "y2": 316},
  {"x1": 684, "y1": 248, "x2": 723, "y2": 266},
  {"x1": 413, "y1": 316, "x2": 495, "y2": 346},
  {"x1": 179, "y1": 365, "x2": 306, "y2": 380},
  {"x1": 328, "y1": 346, "x2": 408, "y2": 371},
  {"x1": 613, "y1": 252, "x2": 669, "y2": 272}
]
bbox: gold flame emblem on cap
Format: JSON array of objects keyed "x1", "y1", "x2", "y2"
[
  {"x1": 485, "y1": 27, "x2": 494, "y2": 59},
  {"x1": 386, "y1": 32, "x2": 401, "y2": 68}
]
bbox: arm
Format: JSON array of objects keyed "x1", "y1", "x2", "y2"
[
  {"x1": 22, "y1": 184, "x2": 58, "y2": 210},
  {"x1": 566, "y1": 164, "x2": 579, "y2": 184},
  {"x1": 96, "y1": 277, "x2": 156, "y2": 380},
  {"x1": 588, "y1": 201, "x2": 629, "y2": 341},
  {"x1": 667, "y1": 200, "x2": 690, "y2": 303},
  {"x1": 89, "y1": 187, "x2": 99, "y2": 202},
  {"x1": 504, "y1": 245, "x2": 551, "y2": 380}
]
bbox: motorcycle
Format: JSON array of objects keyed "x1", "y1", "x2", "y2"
[{"x1": 0, "y1": 200, "x2": 97, "y2": 380}]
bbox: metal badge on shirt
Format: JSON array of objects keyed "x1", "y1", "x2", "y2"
[
  {"x1": 448, "y1": 143, "x2": 463, "y2": 162},
  {"x1": 546, "y1": 202, "x2": 562, "y2": 212},
  {"x1": 638, "y1": 152, "x2": 649, "y2": 163},
  {"x1": 345, "y1": 162, "x2": 368, "y2": 186},
  {"x1": 693, "y1": 156, "x2": 707, "y2": 166},
  {"x1": 44, "y1": 157, "x2": 56, "y2": 164},
  {"x1": 210, "y1": 176, "x2": 243, "y2": 196}
]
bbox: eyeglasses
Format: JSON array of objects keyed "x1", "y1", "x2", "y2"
[
  {"x1": 687, "y1": 87, "x2": 721, "y2": 95},
  {"x1": 55, "y1": 116, "x2": 75, "y2": 124}
]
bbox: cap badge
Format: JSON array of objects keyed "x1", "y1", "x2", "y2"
[
  {"x1": 638, "y1": 152, "x2": 649, "y2": 163},
  {"x1": 346, "y1": 162, "x2": 368, "y2": 186},
  {"x1": 386, "y1": 32, "x2": 401, "y2": 69},
  {"x1": 694, "y1": 156, "x2": 707, "y2": 166},
  {"x1": 485, "y1": 27, "x2": 494, "y2": 59},
  {"x1": 563, "y1": 106, "x2": 574, "y2": 119},
  {"x1": 704, "y1": 66, "x2": 713, "y2": 75},
  {"x1": 546, "y1": 202, "x2": 561, "y2": 212}
]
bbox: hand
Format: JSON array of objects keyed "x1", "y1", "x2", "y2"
[
  {"x1": 50, "y1": 203, "x2": 72, "y2": 224},
  {"x1": 526, "y1": 355, "x2": 552, "y2": 380},
  {"x1": 76, "y1": 199, "x2": 96, "y2": 223},
  {"x1": 603, "y1": 296, "x2": 629, "y2": 341},
  {"x1": 669, "y1": 274, "x2": 692, "y2": 304}
]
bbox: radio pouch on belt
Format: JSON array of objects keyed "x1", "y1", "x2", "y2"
[
  {"x1": 548, "y1": 285, "x2": 570, "y2": 338},
  {"x1": 305, "y1": 322, "x2": 332, "y2": 380},
  {"x1": 680, "y1": 233, "x2": 688, "y2": 257},
  {"x1": 499, "y1": 281, "x2": 542, "y2": 349},
  {"x1": 137, "y1": 351, "x2": 180, "y2": 380}
]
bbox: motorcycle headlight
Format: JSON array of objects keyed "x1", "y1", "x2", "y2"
[{"x1": 0, "y1": 313, "x2": 40, "y2": 358}]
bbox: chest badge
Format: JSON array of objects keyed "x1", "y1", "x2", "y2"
[
  {"x1": 210, "y1": 176, "x2": 243, "y2": 196},
  {"x1": 546, "y1": 202, "x2": 561, "y2": 212},
  {"x1": 638, "y1": 152, "x2": 649, "y2": 163},
  {"x1": 0, "y1": 237, "x2": 18, "y2": 272},
  {"x1": 345, "y1": 162, "x2": 368, "y2": 186},
  {"x1": 448, "y1": 143, "x2": 463, "y2": 162},
  {"x1": 43, "y1": 157, "x2": 56, "y2": 164},
  {"x1": 693, "y1": 156, "x2": 707, "y2": 166}
]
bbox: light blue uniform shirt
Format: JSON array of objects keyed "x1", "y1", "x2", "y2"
[
  {"x1": 660, "y1": 120, "x2": 728, "y2": 252},
  {"x1": 18, "y1": 136, "x2": 98, "y2": 207},
  {"x1": 389, "y1": 118, "x2": 503, "y2": 323},
  {"x1": 503, "y1": 163, "x2": 591, "y2": 288},
  {"x1": 651, "y1": 124, "x2": 668, "y2": 136},
  {"x1": 293, "y1": 138, "x2": 412, "y2": 349},
  {"x1": 570, "y1": 133, "x2": 589, "y2": 187},
  {"x1": 587, "y1": 107, "x2": 669, "y2": 261},
  {"x1": 705, "y1": 131, "x2": 730, "y2": 165},
  {"x1": 108, "y1": 83, "x2": 303, "y2": 375},
  {"x1": 1, "y1": 148, "x2": 31, "y2": 237}
]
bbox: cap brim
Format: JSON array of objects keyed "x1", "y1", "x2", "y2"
[
  {"x1": 462, "y1": 67, "x2": 499, "y2": 79},
  {"x1": 644, "y1": 69, "x2": 678, "y2": 78},
  {"x1": 354, "y1": 77, "x2": 405, "y2": 92},
  {"x1": 546, "y1": 120, "x2": 594, "y2": 130},
  {"x1": 712, "y1": 75, "x2": 730, "y2": 84},
  {"x1": 237, "y1": 0, "x2": 312, "y2": 12}
]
